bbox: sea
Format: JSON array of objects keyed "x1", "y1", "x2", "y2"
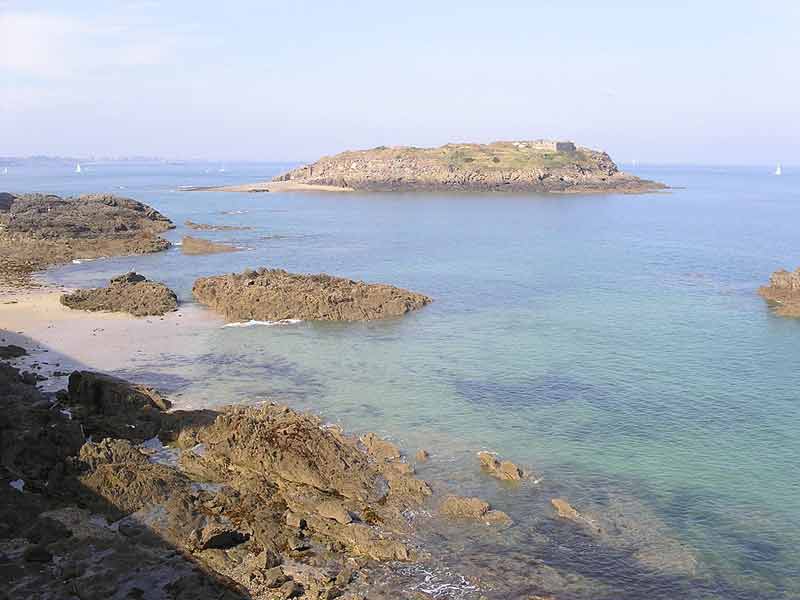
[{"x1": 3, "y1": 160, "x2": 799, "y2": 599}]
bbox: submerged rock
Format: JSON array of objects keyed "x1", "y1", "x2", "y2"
[
  {"x1": 759, "y1": 267, "x2": 800, "y2": 317},
  {"x1": 439, "y1": 495, "x2": 512, "y2": 525},
  {"x1": 193, "y1": 267, "x2": 431, "y2": 321},
  {"x1": 60, "y1": 272, "x2": 178, "y2": 316},
  {"x1": 180, "y1": 235, "x2": 239, "y2": 255},
  {"x1": 185, "y1": 219, "x2": 252, "y2": 231}
]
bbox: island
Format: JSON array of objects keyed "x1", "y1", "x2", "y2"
[{"x1": 197, "y1": 140, "x2": 667, "y2": 194}]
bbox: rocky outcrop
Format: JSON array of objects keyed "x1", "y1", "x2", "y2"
[
  {"x1": 193, "y1": 267, "x2": 431, "y2": 322},
  {"x1": 60, "y1": 272, "x2": 178, "y2": 316},
  {"x1": 66, "y1": 369, "x2": 171, "y2": 442},
  {"x1": 759, "y1": 268, "x2": 800, "y2": 317},
  {"x1": 0, "y1": 344, "x2": 27, "y2": 359},
  {"x1": 272, "y1": 141, "x2": 667, "y2": 194},
  {"x1": 477, "y1": 450, "x2": 525, "y2": 481},
  {"x1": 181, "y1": 235, "x2": 240, "y2": 255},
  {"x1": 0, "y1": 193, "x2": 174, "y2": 286}
]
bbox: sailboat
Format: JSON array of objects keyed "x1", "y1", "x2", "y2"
[
  {"x1": 775, "y1": 163, "x2": 782, "y2": 176},
  {"x1": 75, "y1": 163, "x2": 82, "y2": 174},
  {"x1": 2, "y1": 167, "x2": 7, "y2": 175}
]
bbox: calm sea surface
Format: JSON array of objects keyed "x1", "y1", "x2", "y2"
[{"x1": 4, "y1": 161, "x2": 799, "y2": 598}]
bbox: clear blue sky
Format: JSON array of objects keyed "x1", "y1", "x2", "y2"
[{"x1": 1, "y1": 1, "x2": 797, "y2": 164}]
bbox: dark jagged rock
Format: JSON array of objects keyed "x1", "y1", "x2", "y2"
[
  {"x1": 66, "y1": 370, "x2": 171, "y2": 442},
  {"x1": 0, "y1": 344, "x2": 27, "y2": 359},
  {"x1": 759, "y1": 267, "x2": 800, "y2": 317},
  {"x1": 193, "y1": 267, "x2": 431, "y2": 322},
  {"x1": 60, "y1": 272, "x2": 178, "y2": 316}
]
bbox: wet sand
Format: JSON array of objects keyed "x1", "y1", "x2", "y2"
[{"x1": 0, "y1": 288, "x2": 222, "y2": 392}]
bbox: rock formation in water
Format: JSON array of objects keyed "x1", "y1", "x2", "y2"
[
  {"x1": 758, "y1": 267, "x2": 800, "y2": 317},
  {"x1": 193, "y1": 267, "x2": 431, "y2": 322},
  {"x1": 477, "y1": 450, "x2": 525, "y2": 481},
  {"x1": 181, "y1": 235, "x2": 240, "y2": 255},
  {"x1": 0, "y1": 193, "x2": 174, "y2": 286},
  {"x1": 439, "y1": 495, "x2": 512, "y2": 525},
  {"x1": 60, "y1": 272, "x2": 178, "y2": 316},
  {"x1": 272, "y1": 140, "x2": 667, "y2": 193}
]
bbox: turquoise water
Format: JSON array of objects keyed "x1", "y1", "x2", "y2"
[{"x1": 5, "y1": 161, "x2": 800, "y2": 598}]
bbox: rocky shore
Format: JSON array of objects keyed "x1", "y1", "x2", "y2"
[
  {"x1": 60, "y1": 272, "x2": 179, "y2": 316},
  {"x1": 193, "y1": 268, "x2": 431, "y2": 322},
  {"x1": 240, "y1": 141, "x2": 666, "y2": 194},
  {"x1": 758, "y1": 267, "x2": 800, "y2": 317},
  {"x1": 0, "y1": 192, "x2": 174, "y2": 287}
]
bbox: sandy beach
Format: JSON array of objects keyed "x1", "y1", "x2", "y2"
[
  {"x1": 184, "y1": 180, "x2": 355, "y2": 193},
  {"x1": 0, "y1": 287, "x2": 222, "y2": 392}
]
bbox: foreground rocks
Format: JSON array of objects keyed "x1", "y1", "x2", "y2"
[
  {"x1": 60, "y1": 272, "x2": 178, "y2": 316},
  {"x1": 0, "y1": 360, "x2": 436, "y2": 599},
  {"x1": 0, "y1": 193, "x2": 174, "y2": 286},
  {"x1": 271, "y1": 141, "x2": 667, "y2": 194},
  {"x1": 193, "y1": 268, "x2": 431, "y2": 322},
  {"x1": 181, "y1": 235, "x2": 240, "y2": 255},
  {"x1": 759, "y1": 267, "x2": 800, "y2": 317}
]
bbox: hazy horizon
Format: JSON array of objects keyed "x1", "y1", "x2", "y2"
[{"x1": 2, "y1": 1, "x2": 797, "y2": 165}]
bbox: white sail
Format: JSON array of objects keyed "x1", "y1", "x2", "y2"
[
  {"x1": 2, "y1": 167, "x2": 7, "y2": 175},
  {"x1": 75, "y1": 163, "x2": 82, "y2": 173},
  {"x1": 775, "y1": 163, "x2": 782, "y2": 176}
]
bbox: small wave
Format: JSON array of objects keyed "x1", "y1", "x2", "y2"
[
  {"x1": 223, "y1": 319, "x2": 302, "y2": 328},
  {"x1": 72, "y1": 257, "x2": 104, "y2": 264}
]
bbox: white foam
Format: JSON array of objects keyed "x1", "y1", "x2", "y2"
[
  {"x1": 9, "y1": 479, "x2": 24, "y2": 492},
  {"x1": 71, "y1": 257, "x2": 104, "y2": 264},
  {"x1": 223, "y1": 319, "x2": 302, "y2": 328}
]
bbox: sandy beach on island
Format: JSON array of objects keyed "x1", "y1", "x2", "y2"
[{"x1": 183, "y1": 180, "x2": 355, "y2": 193}]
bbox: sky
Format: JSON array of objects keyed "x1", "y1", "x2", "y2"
[{"x1": 1, "y1": 1, "x2": 797, "y2": 164}]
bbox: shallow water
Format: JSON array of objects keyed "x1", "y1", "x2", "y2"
[{"x1": 4, "y1": 160, "x2": 800, "y2": 598}]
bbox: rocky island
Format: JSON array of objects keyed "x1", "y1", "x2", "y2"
[
  {"x1": 204, "y1": 140, "x2": 666, "y2": 194},
  {"x1": 193, "y1": 268, "x2": 431, "y2": 322},
  {"x1": 0, "y1": 192, "x2": 174, "y2": 286},
  {"x1": 759, "y1": 267, "x2": 800, "y2": 317}
]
